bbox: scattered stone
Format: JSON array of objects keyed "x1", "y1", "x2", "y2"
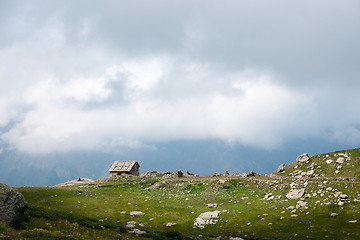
[
  {"x1": 53, "y1": 178, "x2": 95, "y2": 187},
  {"x1": 296, "y1": 153, "x2": 310, "y2": 163},
  {"x1": 130, "y1": 211, "x2": 145, "y2": 216},
  {"x1": 206, "y1": 203, "x2": 218, "y2": 208},
  {"x1": 126, "y1": 221, "x2": 136, "y2": 228},
  {"x1": 230, "y1": 237, "x2": 245, "y2": 240},
  {"x1": 291, "y1": 214, "x2": 298, "y2": 217},
  {"x1": 330, "y1": 213, "x2": 338, "y2": 217},
  {"x1": 212, "y1": 172, "x2": 223, "y2": 177},
  {"x1": 349, "y1": 220, "x2": 357, "y2": 224},
  {"x1": 339, "y1": 194, "x2": 349, "y2": 199},
  {"x1": 338, "y1": 202, "x2": 345, "y2": 207},
  {"x1": 129, "y1": 229, "x2": 146, "y2": 235},
  {"x1": 194, "y1": 211, "x2": 221, "y2": 228},
  {"x1": 335, "y1": 170, "x2": 340, "y2": 174},
  {"x1": 245, "y1": 171, "x2": 260, "y2": 177},
  {"x1": 264, "y1": 193, "x2": 274, "y2": 200},
  {"x1": 286, "y1": 189, "x2": 305, "y2": 199},
  {"x1": 334, "y1": 192, "x2": 342, "y2": 197},
  {"x1": 296, "y1": 201, "x2": 308, "y2": 209},
  {"x1": 336, "y1": 158, "x2": 345, "y2": 164},
  {"x1": 326, "y1": 160, "x2": 333, "y2": 164},
  {"x1": 120, "y1": 211, "x2": 127, "y2": 214},
  {"x1": 0, "y1": 183, "x2": 28, "y2": 227},
  {"x1": 306, "y1": 170, "x2": 315, "y2": 176},
  {"x1": 174, "y1": 170, "x2": 183, "y2": 177},
  {"x1": 277, "y1": 163, "x2": 286, "y2": 172},
  {"x1": 165, "y1": 222, "x2": 177, "y2": 227},
  {"x1": 184, "y1": 170, "x2": 197, "y2": 177}
]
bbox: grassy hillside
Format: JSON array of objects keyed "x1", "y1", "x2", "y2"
[
  {"x1": 273, "y1": 148, "x2": 360, "y2": 179},
  {"x1": 0, "y1": 148, "x2": 359, "y2": 239}
]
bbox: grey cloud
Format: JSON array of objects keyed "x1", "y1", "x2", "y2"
[{"x1": 0, "y1": 0, "x2": 360, "y2": 153}]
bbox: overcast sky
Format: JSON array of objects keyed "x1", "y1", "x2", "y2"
[{"x1": 0, "y1": 0, "x2": 360, "y2": 155}]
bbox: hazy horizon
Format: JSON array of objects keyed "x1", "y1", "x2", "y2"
[{"x1": 1, "y1": 0, "x2": 359, "y2": 186}]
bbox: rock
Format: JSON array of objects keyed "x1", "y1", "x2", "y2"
[
  {"x1": 286, "y1": 189, "x2": 305, "y2": 199},
  {"x1": 336, "y1": 157, "x2": 345, "y2": 164},
  {"x1": 130, "y1": 211, "x2": 145, "y2": 216},
  {"x1": 335, "y1": 170, "x2": 340, "y2": 174},
  {"x1": 338, "y1": 201, "x2": 345, "y2": 207},
  {"x1": 326, "y1": 160, "x2": 333, "y2": 164},
  {"x1": 349, "y1": 220, "x2": 357, "y2": 224},
  {"x1": 206, "y1": 203, "x2": 218, "y2": 208},
  {"x1": 296, "y1": 201, "x2": 308, "y2": 208},
  {"x1": 174, "y1": 170, "x2": 183, "y2": 177},
  {"x1": 183, "y1": 170, "x2": 196, "y2": 177},
  {"x1": 339, "y1": 194, "x2": 349, "y2": 199},
  {"x1": 296, "y1": 153, "x2": 310, "y2": 163},
  {"x1": 0, "y1": 183, "x2": 28, "y2": 227},
  {"x1": 264, "y1": 193, "x2": 274, "y2": 200},
  {"x1": 53, "y1": 178, "x2": 95, "y2": 187},
  {"x1": 230, "y1": 238, "x2": 245, "y2": 240},
  {"x1": 194, "y1": 211, "x2": 221, "y2": 228},
  {"x1": 306, "y1": 170, "x2": 315, "y2": 176},
  {"x1": 330, "y1": 213, "x2": 338, "y2": 217},
  {"x1": 246, "y1": 171, "x2": 260, "y2": 177},
  {"x1": 129, "y1": 229, "x2": 146, "y2": 235},
  {"x1": 291, "y1": 214, "x2": 298, "y2": 217},
  {"x1": 165, "y1": 222, "x2": 177, "y2": 227},
  {"x1": 126, "y1": 221, "x2": 136, "y2": 228},
  {"x1": 211, "y1": 172, "x2": 223, "y2": 177},
  {"x1": 277, "y1": 163, "x2": 286, "y2": 172}
]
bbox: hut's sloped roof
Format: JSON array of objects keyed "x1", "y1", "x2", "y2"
[{"x1": 109, "y1": 160, "x2": 138, "y2": 172}]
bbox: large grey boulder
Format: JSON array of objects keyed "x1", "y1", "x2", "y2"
[
  {"x1": 286, "y1": 189, "x2": 305, "y2": 199},
  {"x1": 0, "y1": 183, "x2": 28, "y2": 227},
  {"x1": 194, "y1": 210, "x2": 221, "y2": 228},
  {"x1": 296, "y1": 153, "x2": 310, "y2": 163},
  {"x1": 277, "y1": 163, "x2": 286, "y2": 172},
  {"x1": 174, "y1": 170, "x2": 183, "y2": 177}
]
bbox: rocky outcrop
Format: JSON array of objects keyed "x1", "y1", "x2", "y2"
[
  {"x1": 296, "y1": 153, "x2": 310, "y2": 163},
  {"x1": 277, "y1": 163, "x2": 286, "y2": 172},
  {"x1": 212, "y1": 172, "x2": 224, "y2": 177},
  {"x1": 0, "y1": 183, "x2": 28, "y2": 227},
  {"x1": 141, "y1": 170, "x2": 196, "y2": 178},
  {"x1": 53, "y1": 178, "x2": 95, "y2": 187}
]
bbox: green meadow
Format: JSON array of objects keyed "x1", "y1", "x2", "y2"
[{"x1": 1, "y1": 149, "x2": 359, "y2": 239}]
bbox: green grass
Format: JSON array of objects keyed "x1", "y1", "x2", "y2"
[
  {"x1": 274, "y1": 147, "x2": 360, "y2": 179},
  {"x1": 1, "y1": 149, "x2": 359, "y2": 239}
]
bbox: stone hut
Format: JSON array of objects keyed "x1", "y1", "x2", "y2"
[{"x1": 109, "y1": 160, "x2": 140, "y2": 177}]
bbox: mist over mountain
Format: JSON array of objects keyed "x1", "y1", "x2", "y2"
[{"x1": 1, "y1": 139, "x2": 355, "y2": 187}]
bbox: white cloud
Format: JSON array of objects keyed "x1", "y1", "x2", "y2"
[
  {"x1": 2, "y1": 60, "x2": 317, "y2": 153},
  {"x1": 1, "y1": 0, "x2": 360, "y2": 154}
]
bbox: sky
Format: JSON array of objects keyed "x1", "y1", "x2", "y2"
[{"x1": 0, "y1": 0, "x2": 360, "y2": 179}]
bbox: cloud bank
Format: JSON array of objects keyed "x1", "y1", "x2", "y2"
[{"x1": 0, "y1": 0, "x2": 360, "y2": 154}]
